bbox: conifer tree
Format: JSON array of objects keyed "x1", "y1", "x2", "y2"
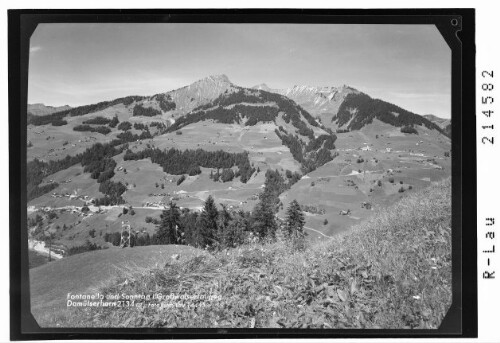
[
  {"x1": 251, "y1": 200, "x2": 277, "y2": 240},
  {"x1": 284, "y1": 199, "x2": 305, "y2": 241},
  {"x1": 198, "y1": 195, "x2": 219, "y2": 248},
  {"x1": 156, "y1": 201, "x2": 182, "y2": 244},
  {"x1": 217, "y1": 204, "x2": 231, "y2": 243}
]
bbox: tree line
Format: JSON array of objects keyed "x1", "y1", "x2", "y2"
[
  {"x1": 336, "y1": 93, "x2": 446, "y2": 135},
  {"x1": 104, "y1": 190, "x2": 306, "y2": 251},
  {"x1": 275, "y1": 129, "x2": 337, "y2": 174},
  {"x1": 194, "y1": 87, "x2": 318, "y2": 128},
  {"x1": 82, "y1": 116, "x2": 112, "y2": 125},
  {"x1": 27, "y1": 140, "x2": 128, "y2": 202},
  {"x1": 73, "y1": 124, "x2": 112, "y2": 135},
  {"x1": 28, "y1": 95, "x2": 144, "y2": 126},
  {"x1": 123, "y1": 147, "x2": 255, "y2": 183},
  {"x1": 167, "y1": 105, "x2": 279, "y2": 132}
]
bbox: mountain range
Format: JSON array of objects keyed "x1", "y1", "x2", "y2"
[{"x1": 29, "y1": 74, "x2": 449, "y2": 137}]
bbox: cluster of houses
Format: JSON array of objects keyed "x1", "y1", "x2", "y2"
[
  {"x1": 50, "y1": 192, "x2": 94, "y2": 203},
  {"x1": 34, "y1": 204, "x2": 101, "y2": 217},
  {"x1": 147, "y1": 193, "x2": 169, "y2": 197},
  {"x1": 143, "y1": 201, "x2": 167, "y2": 208}
]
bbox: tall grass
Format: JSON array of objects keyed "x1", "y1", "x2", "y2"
[{"x1": 39, "y1": 178, "x2": 451, "y2": 329}]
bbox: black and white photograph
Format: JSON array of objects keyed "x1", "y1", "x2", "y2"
[{"x1": 7, "y1": 9, "x2": 479, "y2": 339}]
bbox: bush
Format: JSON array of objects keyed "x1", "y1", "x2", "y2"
[
  {"x1": 133, "y1": 104, "x2": 161, "y2": 117},
  {"x1": 66, "y1": 240, "x2": 101, "y2": 256},
  {"x1": 47, "y1": 211, "x2": 58, "y2": 220},
  {"x1": 177, "y1": 175, "x2": 186, "y2": 185},
  {"x1": 133, "y1": 122, "x2": 146, "y2": 130},
  {"x1": 117, "y1": 121, "x2": 132, "y2": 131},
  {"x1": 73, "y1": 125, "x2": 111, "y2": 135},
  {"x1": 176, "y1": 131, "x2": 183, "y2": 135},
  {"x1": 109, "y1": 116, "x2": 119, "y2": 128},
  {"x1": 145, "y1": 216, "x2": 159, "y2": 224},
  {"x1": 398, "y1": 187, "x2": 405, "y2": 193},
  {"x1": 156, "y1": 94, "x2": 176, "y2": 112},
  {"x1": 377, "y1": 180, "x2": 382, "y2": 187},
  {"x1": 323, "y1": 219, "x2": 328, "y2": 225},
  {"x1": 389, "y1": 177, "x2": 395, "y2": 183},
  {"x1": 400, "y1": 125, "x2": 419, "y2": 135}
]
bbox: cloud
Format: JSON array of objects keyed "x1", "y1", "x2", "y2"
[{"x1": 30, "y1": 46, "x2": 42, "y2": 53}]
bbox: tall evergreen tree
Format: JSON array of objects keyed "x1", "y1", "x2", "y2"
[
  {"x1": 156, "y1": 201, "x2": 182, "y2": 244},
  {"x1": 179, "y1": 209, "x2": 199, "y2": 246},
  {"x1": 217, "y1": 204, "x2": 231, "y2": 244},
  {"x1": 251, "y1": 199, "x2": 277, "y2": 240},
  {"x1": 284, "y1": 199, "x2": 305, "y2": 240},
  {"x1": 198, "y1": 195, "x2": 219, "y2": 249},
  {"x1": 223, "y1": 214, "x2": 247, "y2": 248}
]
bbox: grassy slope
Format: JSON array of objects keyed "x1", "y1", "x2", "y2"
[
  {"x1": 36, "y1": 178, "x2": 451, "y2": 329},
  {"x1": 31, "y1": 244, "x2": 206, "y2": 326}
]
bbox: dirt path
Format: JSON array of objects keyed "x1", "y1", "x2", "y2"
[{"x1": 276, "y1": 216, "x2": 333, "y2": 239}]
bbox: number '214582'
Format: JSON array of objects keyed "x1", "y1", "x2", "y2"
[{"x1": 481, "y1": 70, "x2": 494, "y2": 145}]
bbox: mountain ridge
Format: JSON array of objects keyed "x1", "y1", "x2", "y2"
[
  {"x1": 28, "y1": 103, "x2": 72, "y2": 116},
  {"x1": 29, "y1": 75, "x2": 447, "y2": 139}
]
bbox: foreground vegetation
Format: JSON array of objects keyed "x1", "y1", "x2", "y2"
[{"x1": 40, "y1": 178, "x2": 451, "y2": 328}]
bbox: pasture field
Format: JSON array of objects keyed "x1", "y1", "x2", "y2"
[
  {"x1": 30, "y1": 244, "x2": 206, "y2": 326},
  {"x1": 279, "y1": 121, "x2": 450, "y2": 239},
  {"x1": 27, "y1": 116, "x2": 451, "y2": 248}
]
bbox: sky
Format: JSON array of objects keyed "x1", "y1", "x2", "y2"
[{"x1": 28, "y1": 23, "x2": 451, "y2": 118}]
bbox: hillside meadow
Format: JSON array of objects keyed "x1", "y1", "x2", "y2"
[{"x1": 35, "y1": 178, "x2": 452, "y2": 329}]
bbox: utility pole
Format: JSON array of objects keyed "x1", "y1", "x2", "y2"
[
  {"x1": 363, "y1": 157, "x2": 366, "y2": 181},
  {"x1": 48, "y1": 233, "x2": 52, "y2": 262},
  {"x1": 120, "y1": 220, "x2": 132, "y2": 248}
]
